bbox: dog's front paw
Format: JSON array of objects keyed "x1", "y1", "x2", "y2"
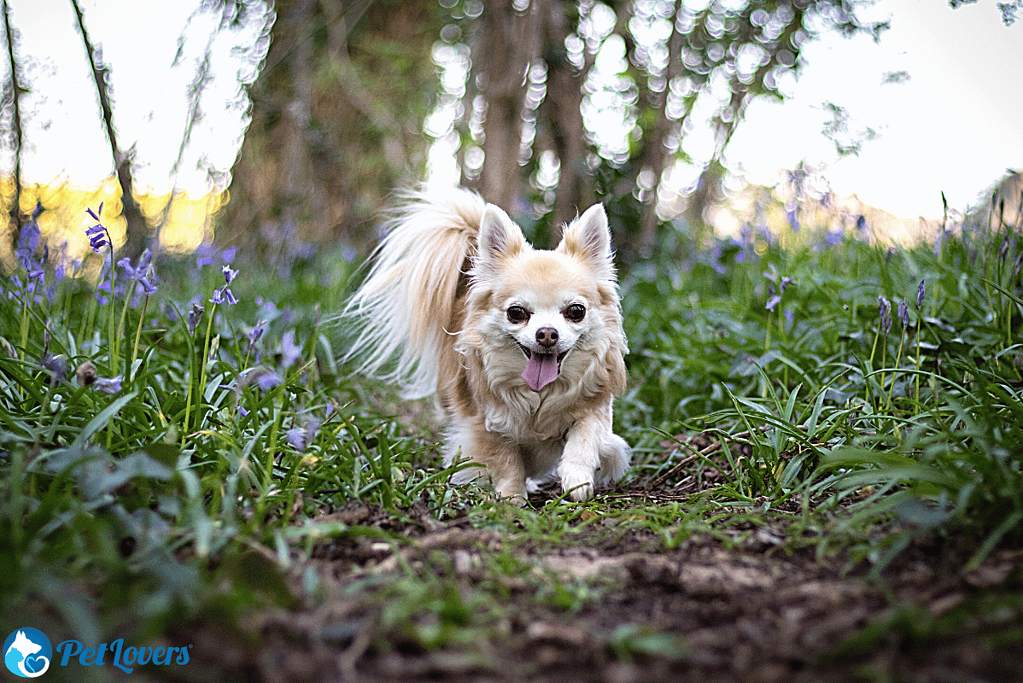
[
  {"x1": 597, "y1": 434, "x2": 631, "y2": 485},
  {"x1": 559, "y1": 463, "x2": 595, "y2": 502},
  {"x1": 493, "y1": 476, "x2": 528, "y2": 506}
]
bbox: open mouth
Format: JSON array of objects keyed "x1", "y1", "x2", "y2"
[{"x1": 518, "y1": 344, "x2": 568, "y2": 392}]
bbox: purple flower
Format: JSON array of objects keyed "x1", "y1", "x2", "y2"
[
  {"x1": 195, "y1": 242, "x2": 217, "y2": 268},
  {"x1": 119, "y1": 249, "x2": 158, "y2": 296},
  {"x1": 279, "y1": 329, "x2": 301, "y2": 369},
  {"x1": 41, "y1": 353, "x2": 68, "y2": 386},
  {"x1": 95, "y1": 279, "x2": 112, "y2": 305},
  {"x1": 138, "y1": 267, "x2": 159, "y2": 296},
  {"x1": 210, "y1": 263, "x2": 239, "y2": 306},
  {"x1": 786, "y1": 207, "x2": 800, "y2": 233},
  {"x1": 898, "y1": 300, "x2": 909, "y2": 329},
  {"x1": 211, "y1": 284, "x2": 238, "y2": 306},
  {"x1": 286, "y1": 415, "x2": 322, "y2": 452},
  {"x1": 16, "y1": 219, "x2": 40, "y2": 268},
  {"x1": 878, "y1": 295, "x2": 892, "y2": 334},
  {"x1": 118, "y1": 249, "x2": 152, "y2": 279},
  {"x1": 85, "y1": 204, "x2": 111, "y2": 252},
  {"x1": 92, "y1": 375, "x2": 123, "y2": 394},
  {"x1": 86, "y1": 224, "x2": 109, "y2": 251},
  {"x1": 285, "y1": 426, "x2": 307, "y2": 451},
  {"x1": 77, "y1": 361, "x2": 122, "y2": 394},
  {"x1": 917, "y1": 279, "x2": 925, "y2": 309},
  {"x1": 189, "y1": 302, "x2": 205, "y2": 334},
  {"x1": 248, "y1": 320, "x2": 266, "y2": 346},
  {"x1": 255, "y1": 371, "x2": 282, "y2": 391}
]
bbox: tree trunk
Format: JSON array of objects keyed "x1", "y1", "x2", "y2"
[
  {"x1": 538, "y1": 0, "x2": 591, "y2": 238},
  {"x1": 70, "y1": 0, "x2": 149, "y2": 260},
  {"x1": 476, "y1": 0, "x2": 541, "y2": 212},
  {"x1": 2, "y1": 0, "x2": 23, "y2": 237},
  {"x1": 637, "y1": 0, "x2": 683, "y2": 254}
]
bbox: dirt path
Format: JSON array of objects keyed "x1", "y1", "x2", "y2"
[{"x1": 170, "y1": 489, "x2": 1023, "y2": 683}]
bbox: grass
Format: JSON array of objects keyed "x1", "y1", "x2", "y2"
[{"x1": 1, "y1": 196, "x2": 1021, "y2": 676}]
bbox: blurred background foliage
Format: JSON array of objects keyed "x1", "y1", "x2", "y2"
[
  {"x1": 220, "y1": 0, "x2": 891, "y2": 260},
  {"x1": 1, "y1": 0, "x2": 924, "y2": 268}
]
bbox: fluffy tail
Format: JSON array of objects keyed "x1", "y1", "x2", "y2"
[{"x1": 341, "y1": 187, "x2": 485, "y2": 398}]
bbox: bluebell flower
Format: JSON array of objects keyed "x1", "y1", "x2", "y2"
[
  {"x1": 189, "y1": 302, "x2": 205, "y2": 334},
  {"x1": 138, "y1": 267, "x2": 159, "y2": 296},
  {"x1": 75, "y1": 360, "x2": 121, "y2": 394},
  {"x1": 92, "y1": 375, "x2": 123, "y2": 394},
  {"x1": 766, "y1": 284, "x2": 782, "y2": 312},
  {"x1": 41, "y1": 353, "x2": 68, "y2": 386},
  {"x1": 285, "y1": 425, "x2": 307, "y2": 451},
  {"x1": 786, "y1": 207, "x2": 800, "y2": 233},
  {"x1": 287, "y1": 415, "x2": 322, "y2": 452},
  {"x1": 878, "y1": 295, "x2": 892, "y2": 334},
  {"x1": 16, "y1": 218, "x2": 40, "y2": 269},
  {"x1": 7, "y1": 274, "x2": 23, "y2": 301},
  {"x1": 210, "y1": 262, "x2": 239, "y2": 306},
  {"x1": 85, "y1": 204, "x2": 112, "y2": 252},
  {"x1": 211, "y1": 284, "x2": 238, "y2": 306},
  {"x1": 898, "y1": 300, "x2": 909, "y2": 329},
  {"x1": 195, "y1": 242, "x2": 217, "y2": 268},
  {"x1": 119, "y1": 249, "x2": 158, "y2": 297},
  {"x1": 95, "y1": 280, "x2": 111, "y2": 305},
  {"x1": 118, "y1": 249, "x2": 152, "y2": 279},
  {"x1": 917, "y1": 279, "x2": 925, "y2": 309},
  {"x1": 279, "y1": 329, "x2": 302, "y2": 369},
  {"x1": 248, "y1": 320, "x2": 266, "y2": 346},
  {"x1": 256, "y1": 371, "x2": 282, "y2": 391}
]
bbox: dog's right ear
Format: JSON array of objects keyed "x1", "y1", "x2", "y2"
[{"x1": 477, "y1": 204, "x2": 526, "y2": 270}]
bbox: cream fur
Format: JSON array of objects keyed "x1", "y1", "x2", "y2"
[{"x1": 342, "y1": 187, "x2": 630, "y2": 503}]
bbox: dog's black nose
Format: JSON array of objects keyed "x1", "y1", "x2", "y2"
[{"x1": 536, "y1": 327, "x2": 558, "y2": 348}]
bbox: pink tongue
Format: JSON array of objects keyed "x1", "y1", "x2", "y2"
[{"x1": 522, "y1": 353, "x2": 560, "y2": 392}]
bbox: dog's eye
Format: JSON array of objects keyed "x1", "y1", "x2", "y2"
[
  {"x1": 506, "y1": 305, "x2": 530, "y2": 324},
  {"x1": 564, "y1": 303, "x2": 586, "y2": 323}
]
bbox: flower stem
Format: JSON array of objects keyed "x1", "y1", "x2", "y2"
[
  {"x1": 107, "y1": 247, "x2": 118, "y2": 376},
  {"x1": 131, "y1": 293, "x2": 149, "y2": 374}
]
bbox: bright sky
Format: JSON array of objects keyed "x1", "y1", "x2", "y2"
[
  {"x1": 727, "y1": 0, "x2": 1023, "y2": 218},
  {"x1": 3, "y1": 0, "x2": 1021, "y2": 220},
  {"x1": 4, "y1": 0, "x2": 265, "y2": 196}
]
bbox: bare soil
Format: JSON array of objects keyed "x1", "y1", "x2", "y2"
[{"x1": 173, "y1": 486, "x2": 1023, "y2": 683}]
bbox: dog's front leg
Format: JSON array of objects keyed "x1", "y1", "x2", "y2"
[
  {"x1": 475, "y1": 427, "x2": 528, "y2": 506},
  {"x1": 557, "y1": 412, "x2": 609, "y2": 502}
]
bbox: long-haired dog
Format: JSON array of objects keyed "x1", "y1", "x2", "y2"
[{"x1": 342, "y1": 188, "x2": 630, "y2": 504}]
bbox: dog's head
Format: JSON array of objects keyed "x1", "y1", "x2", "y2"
[{"x1": 465, "y1": 203, "x2": 625, "y2": 394}]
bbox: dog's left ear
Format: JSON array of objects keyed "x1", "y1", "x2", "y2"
[
  {"x1": 477, "y1": 203, "x2": 527, "y2": 272},
  {"x1": 558, "y1": 204, "x2": 615, "y2": 280}
]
